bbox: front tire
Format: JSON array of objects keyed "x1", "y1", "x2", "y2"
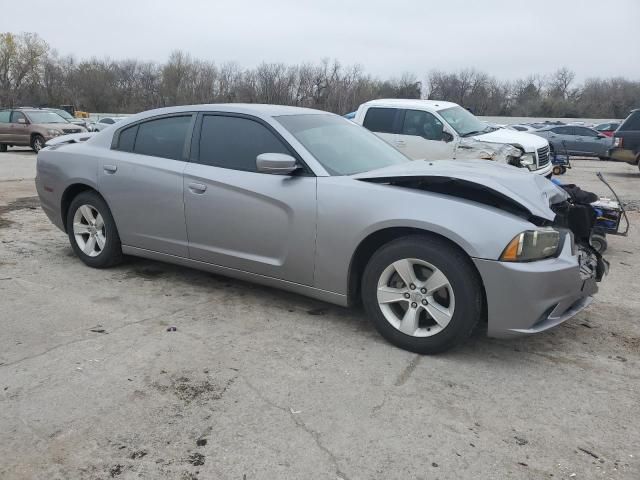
[
  {"x1": 361, "y1": 235, "x2": 483, "y2": 354},
  {"x1": 66, "y1": 191, "x2": 123, "y2": 268},
  {"x1": 31, "y1": 134, "x2": 45, "y2": 153}
]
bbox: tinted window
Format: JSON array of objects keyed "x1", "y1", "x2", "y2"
[
  {"x1": 133, "y1": 115, "x2": 192, "y2": 160},
  {"x1": 512, "y1": 125, "x2": 527, "y2": 131},
  {"x1": 401, "y1": 110, "x2": 444, "y2": 140},
  {"x1": 552, "y1": 126, "x2": 572, "y2": 135},
  {"x1": 620, "y1": 111, "x2": 640, "y2": 131},
  {"x1": 10, "y1": 111, "x2": 27, "y2": 123},
  {"x1": 100, "y1": 118, "x2": 114, "y2": 124},
  {"x1": 362, "y1": 107, "x2": 397, "y2": 134},
  {"x1": 576, "y1": 127, "x2": 598, "y2": 137},
  {"x1": 116, "y1": 125, "x2": 138, "y2": 152},
  {"x1": 197, "y1": 115, "x2": 289, "y2": 172},
  {"x1": 0, "y1": 111, "x2": 10, "y2": 123}
]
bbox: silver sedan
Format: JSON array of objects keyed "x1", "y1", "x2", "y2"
[{"x1": 36, "y1": 104, "x2": 606, "y2": 353}]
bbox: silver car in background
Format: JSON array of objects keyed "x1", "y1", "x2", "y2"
[{"x1": 36, "y1": 105, "x2": 606, "y2": 353}]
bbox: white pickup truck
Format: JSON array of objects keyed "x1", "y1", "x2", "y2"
[{"x1": 353, "y1": 99, "x2": 553, "y2": 177}]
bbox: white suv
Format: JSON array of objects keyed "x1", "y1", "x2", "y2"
[{"x1": 354, "y1": 99, "x2": 553, "y2": 176}]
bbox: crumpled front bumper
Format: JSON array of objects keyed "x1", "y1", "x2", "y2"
[{"x1": 473, "y1": 237, "x2": 600, "y2": 338}]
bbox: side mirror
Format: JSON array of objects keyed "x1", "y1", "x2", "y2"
[
  {"x1": 442, "y1": 131, "x2": 454, "y2": 143},
  {"x1": 256, "y1": 153, "x2": 299, "y2": 175}
]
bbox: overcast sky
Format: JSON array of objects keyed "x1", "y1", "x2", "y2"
[{"x1": 2, "y1": 0, "x2": 639, "y2": 82}]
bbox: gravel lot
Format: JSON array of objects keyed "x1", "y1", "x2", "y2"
[{"x1": 1, "y1": 148, "x2": 639, "y2": 480}]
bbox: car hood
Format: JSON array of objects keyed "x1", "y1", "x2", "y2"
[
  {"x1": 472, "y1": 128, "x2": 549, "y2": 151},
  {"x1": 352, "y1": 159, "x2": 567, "y2": 221}
]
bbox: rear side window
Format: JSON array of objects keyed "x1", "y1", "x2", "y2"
[
  {"x1": 100, "y1": 118, "x2": 114, "y2": 124},
  {"x1": 576, "y1": 127, "x2": 598, "y2": 137},
  {"x1": 362, "y1": 107, "x2": 398, "y2": 134},
  {"x1": 620, "y1": 111, "x2": 640, "y2": 131},
  {"x1": 197, "y1": 115, "x2": 290, "y2": 172},
  {"x1": 0, "y1": 111, "x2": 9, "y2": 123},
  {"x1": 133, "y1": 115, "x2": 192, "y2": 160},
  {"x1": 553, "y1": 126, "x2": 572, "y2": 135}
]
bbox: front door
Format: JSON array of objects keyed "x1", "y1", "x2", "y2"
[
  {"x1": 9, "y1": 111, "x2": 30, "y2": 145},
  {"x1": 396, "y1": 109, "x2": 455, "y2": 160},
  {"x1": 183, "y1": 114, "x2": 317, "y2": 286},
  {"x1": 98, "y1": 114, "x2": 193, "y2": 257}
]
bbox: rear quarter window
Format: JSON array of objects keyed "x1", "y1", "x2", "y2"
[
  {"x1": 133, "y1": 115, "x2": 192, "y2": 160},
  {"x1": 0, "y1": 111, "x2": 10, "y2": 123}
]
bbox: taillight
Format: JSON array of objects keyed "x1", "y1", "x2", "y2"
[{"x1": 613, "y1": 137, "x2": 623, "y2": 148}]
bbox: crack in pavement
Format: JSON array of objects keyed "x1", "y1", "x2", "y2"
[
  {"x1": 394, "y1": 355, "x2": 421, "y2": 387},
  {"x1": 243, "y1": 377, "x2": 352, "y2": 480}
]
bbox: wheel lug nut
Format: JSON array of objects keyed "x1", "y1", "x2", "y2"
[
  {"x1": 420, "y1": 288, "x2": 427, "y2": 294},
  {"x1": 404, "y1": 293, "x2": 410, "y2": 299},
  {"x1": 422, "y1": 299, "x2": 428, "y2": 305},
  {"x1": 409, "y1": 284, "x2": 416, "y2": 290},
  {"x1": 411, "y1": 302, "x2": 417, "y2": 308}
]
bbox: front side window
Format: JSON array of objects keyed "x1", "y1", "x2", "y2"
[
  {"x1": 401, "y1": 110, "x2": 444, "y2": 141},
  {"x1": 20, "y1": 111, "x2": 65, "y2": 124},
  {"x1": 362, "y1": 107, "x2": 398, "y2": 134},
  {"x1": 10, "y1": 111, "x2": 27, "y2": 123},
  {"x1": 0, "y1": 111, "x2": 10, "y2": 123},
  {"x1": 438, "y1": 106, "x2": 487, "y2": 137},
  {"x1": 133, "y1": 115, "x2": 192, "y2": 160},
  {"x1": 277, "y1": 114, "x2": 409, "y2": 176},
  {"x1": 577, "y1": 127, "x2": 598, "y2": 137},
  {"x1": 197, "y1": 115, "x2": 290, "y2": 172}
]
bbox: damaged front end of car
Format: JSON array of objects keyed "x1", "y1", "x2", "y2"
[{"x1": 456, "y1": 138, "x2": 532, "y2": 169}]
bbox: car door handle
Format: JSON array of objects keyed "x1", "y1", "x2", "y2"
[
  {"x1": 188, "y1": 182, "x2": 207, "y2": 193},
  {"x1": 103, "y1": 164, "x2": 117, "y2": 174}
]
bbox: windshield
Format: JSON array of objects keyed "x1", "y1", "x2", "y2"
[
  {"x1": 50, "y1": 109, "x2": 74, "y2": 120},
  {"x1": 25, "y1": 111, "x2": 68, "y2": 124},
  {"x1": 438, "y1": 106, "x2": 488, "y2": 137},
  {"x1": 276, "y1": 114, "x2": 409, "y2": 175}
]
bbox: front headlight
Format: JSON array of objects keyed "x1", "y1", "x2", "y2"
[
  {"x1": 519, "y1": 152, "x2": 536, "y2": 170},
  {"x1": 500, "y1": 228, "x2": 561, "y2": 262},
  {"x1": 47, "y1": 129, "x2": 62, "y2": 136}
]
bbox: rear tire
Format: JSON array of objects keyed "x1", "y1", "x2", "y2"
[
  {"x1": 66, "y1": 191, "x2": 123, "y2": 268},
  {"x1": 590, "y1": 234, "x2": 607, "y2": 254},
  {"x1": 31, "y1": 134, "x2": 45, "y2": 153},
  {"x1": 361, "y1": 235, "x2": 483, "y2": 354}
]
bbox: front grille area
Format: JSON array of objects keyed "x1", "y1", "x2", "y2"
[
  {"x1": 537, "y1": 145, "x2": 550, "y2": 167},
  {"x1": 62, "y1": 128, "x2": 81, "y2": 134}
]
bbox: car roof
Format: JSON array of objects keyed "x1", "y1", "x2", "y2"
[
  {"x1": 126, "y1": 104, "x2": 330, "y2": 121},
  {"x1": 360, "y1": 98, "x2": 460, "y2": 112}
]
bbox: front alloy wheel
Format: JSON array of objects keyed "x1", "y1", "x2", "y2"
[
  {"x1": 362, "y1": 235, "x2": 483, "y2": 354},
  {"x1": 377, "y1": 259, "x2": 455, "y2": 337}
]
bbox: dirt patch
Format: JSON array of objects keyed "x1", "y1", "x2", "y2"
[
  {"x1": 152, "y1": 375, "x2": 237, "y2": 404},
  {"x1": 0, "y1": 196, "x2": 40, "y2": 228}
]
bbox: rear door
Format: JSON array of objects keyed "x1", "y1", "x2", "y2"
[
  {"x1": 361, "y1": 107, "x2": 403, "y2": 150},
  {"x1": 183, "y1": 113, "x2": 317, "y2": 285},
  {"x1": 98, "y1": 114, "x2": 194, "y2": 257},
  {"x1": 397, "y1": 109, "x2": 455, "y2": 160}
]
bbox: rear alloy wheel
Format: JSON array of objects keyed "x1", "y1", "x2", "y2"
[
  {"x1": 362, "y1": 235, "x2": 483, "y2": 354},
  {"x1": 31, "y1": 134, "x2": 45, "y2": 153},
  {"x1": 67, "y1": 191, "x2": 123, "y2": 268}
]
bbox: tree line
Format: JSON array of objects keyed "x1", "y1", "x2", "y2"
[{"x1": 1, "y1": 32, "x2": 638, "y2": 118}]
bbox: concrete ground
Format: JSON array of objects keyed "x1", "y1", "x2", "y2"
[{"x1": 0, "y1": 148, "x2": 639, "y2": 480}]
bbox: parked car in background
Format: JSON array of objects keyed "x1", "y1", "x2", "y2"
[
  {"x1": 0, "y1": 107, "x2": 87, "y2": 152},
  {"x1": 90, "y1": 116, "x2": 127, "y2": 132},
  {"x1": 608, "y1": 109, "x2": 640, "y2": 169},
  {"x1": 506, "y1": 124, "x2": 538, "y2": 132},
  {"x1": 594, "y1": 121, "x2": 621, "y2": 137},
  {"x1": 354, "y1": 99, "x2": 552, "y2": 176},
  {"x1": 532, "y1": 125, "x2": 611, "y2": 159},
  {"x1": 45, "y1": 108, "x2": 91, "y2": 131},
  {"x1": 36, "y1": 104, "x2": 605, "y2": 353}
]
